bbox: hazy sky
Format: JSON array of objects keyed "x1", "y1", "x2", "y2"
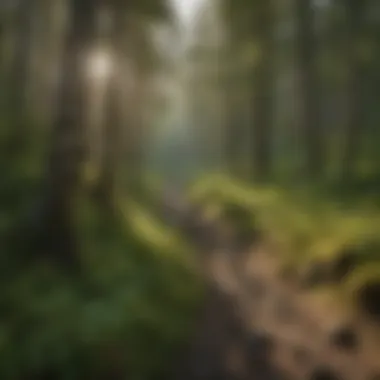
[{"x1": 171, "y1": 0, "x2": 205, "y2": 26}]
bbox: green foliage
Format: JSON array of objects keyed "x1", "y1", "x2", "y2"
[
  {"x1": 0, "y1": 145, "x2": 202, "y2": 380},
  {"x1": 125, "y1": 0, "x2": 173, "y2": 22},
  {"x1": 0, "y1": 115, "x2": 46, "y2": 248},
  {"x1": 191, "y1": 175, "x2": 380, "y2": 306},
  {"x1": 0, "y1": 199, "x2": 203, "y2": 379}
]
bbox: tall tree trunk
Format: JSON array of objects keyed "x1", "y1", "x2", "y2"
[
  {"x1": 341, "y1": 0, "x2": 367, "y2": 180},
  {"x1": 28, "y1": 0, "x2": 66, "y2": 126},
  {"x1": 224, "y1": 89, "x2": 242, "y2": 176},
  {"x1": 97, "y1": 70, "x2": 122, "y2": 204},
  {"x1": 124, "y1": 72, "x2": 146, "y2": 195},
  {"x1": 295, "y1": 0, "x2": 323, "y2": 178},
  {"x1": 5, "y1": 0, "x2": 34, "y2": 153},
  {"x1": 96, "y1": 6, "x2": 125, "y2": 205},
  {"x1": 252, "y1": 0, "x2": 275, "y2": 180},
  {"x1": 42, "y1": 0, "x2": 98, "y2": 266}
]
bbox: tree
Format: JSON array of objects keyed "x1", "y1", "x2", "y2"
[
  {"x1": 95, "y1": 6, "x2": 125, "y2": 206},
  {"x1": 41, "y1": 0, "x2": 99, "y2": 265},
  {"x1": 295, "y1": 0, "x2": 324, "y2": 178},
  {"x1": 27, "y1": 0, "x2": 67, "y2": 126},
  {"x1": 251, "y1": 0, "x2": 275, "y2": 180},
  {"x1": 341, "y1": 0, "x2": 369, "y2": 179},
  {"x1": 4, "y1": 0, "x2": 35, "y2": 153},
  {"x1": 219, "y1": 0, "x2": 275, "y2": 180},
  {"x1": 96, "y1": 1, "x2": 171, "y2": 202}
]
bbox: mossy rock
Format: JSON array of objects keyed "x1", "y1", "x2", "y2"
[
  {"x1": 221, "y1": 202, "x2": 253, "y2": 225},
  {"x1": 299, "y1": 247, "x2": 366, "y2": 289}
]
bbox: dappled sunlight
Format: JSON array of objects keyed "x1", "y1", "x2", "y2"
[{"x1": 86, "y1": 48, "x2": 113, "y2": 81}]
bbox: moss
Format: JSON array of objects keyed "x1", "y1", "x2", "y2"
[{"x1": 190, "y1": 175, "x2": 380, "y2": 311}]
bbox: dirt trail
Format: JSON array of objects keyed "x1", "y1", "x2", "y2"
[{"x1": 162, "y1": 194, "x2": 380, "y2": 380}]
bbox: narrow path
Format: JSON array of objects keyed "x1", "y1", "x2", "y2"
[{"x1": 161, "y1": 192, "x2": 380, "y2": 380}]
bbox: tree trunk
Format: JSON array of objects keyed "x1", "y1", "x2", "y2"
[
  {"x1": 224, "y1": 90, "x2": 242, "y2": 176},
  {"x1": 28, "y1": 0, "x2": 66, "y2": 126},
  {"x1": 5, "y1": 0, "x2": 35, "y2": 153},
  {"x1": 252, "y1": 0, "x2": 275, "y2": 180},
  {"x1": 96, "y1": 7, "x2": 125, "y2": 205},
  {"x1": 42, "y1": 0, "x2": 98, "y2": 266},
  {"x1": 341, "y1": 0, "x2": 367, "y2": 180},
  {"x1": 97, "y1": 70, "x2": 122, "y2": 204},
  {"x1": 124, "y1": 73, "x2": 146, "y2": 195},
  {"x1": 295, "y1": 0, "x2": 323, "y2": 178}
]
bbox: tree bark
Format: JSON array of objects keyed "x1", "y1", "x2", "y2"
[
  {"x1": 5, "y1": 0, "x2": 35, "y2": 153},
  {"x1": 341, "y1": 0, "x2": 367, "y2": 180},
  {"x1": 124, "y1": 72, "x2": 146, "y2": 195},
  {"x1": 295, "y1": 0, "x2": 323, "y2": 178},
  {"x1": 96, "y1": 7, "x2": 125, "y2": 206},
  {"x1": 224, "y1": 89, "x2": 243, "y2": 176},
  {"x1": 28, "y1": 0, "x2": 66, "y2": 126},
  {"x1": 252, "y1": 0, "x2": 275, "y2": 181},
  {"x1": 42, "y1": 0, "x2": 98, "y2": 266}
]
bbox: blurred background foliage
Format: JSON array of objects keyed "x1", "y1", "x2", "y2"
[{"x1": 1, "y1": 0, "x2": 380, "y2": 378}]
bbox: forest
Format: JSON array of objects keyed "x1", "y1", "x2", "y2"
[{"x1": 0, "y1": 0, "x2": 380, "y2": 379}]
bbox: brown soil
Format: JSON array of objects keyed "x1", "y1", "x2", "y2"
[{"x1": 168, "y1": 198, "x2": 380, "y2": 380}]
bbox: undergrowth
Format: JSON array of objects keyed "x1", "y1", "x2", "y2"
[
  {"x1": 189, "y1": 174, "x2": 380, "y2": 311},
  {"x1": 0, "y1": 191, "x2": 203, "y2": 379}
]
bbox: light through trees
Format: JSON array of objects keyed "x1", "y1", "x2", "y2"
[{"x1": 86, "y1": 48, "x2": 113, "y2": 81}]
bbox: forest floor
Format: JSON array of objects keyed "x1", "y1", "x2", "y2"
[{"x1": 164, "y1": 195, "x2": 380, "y2": 380}]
